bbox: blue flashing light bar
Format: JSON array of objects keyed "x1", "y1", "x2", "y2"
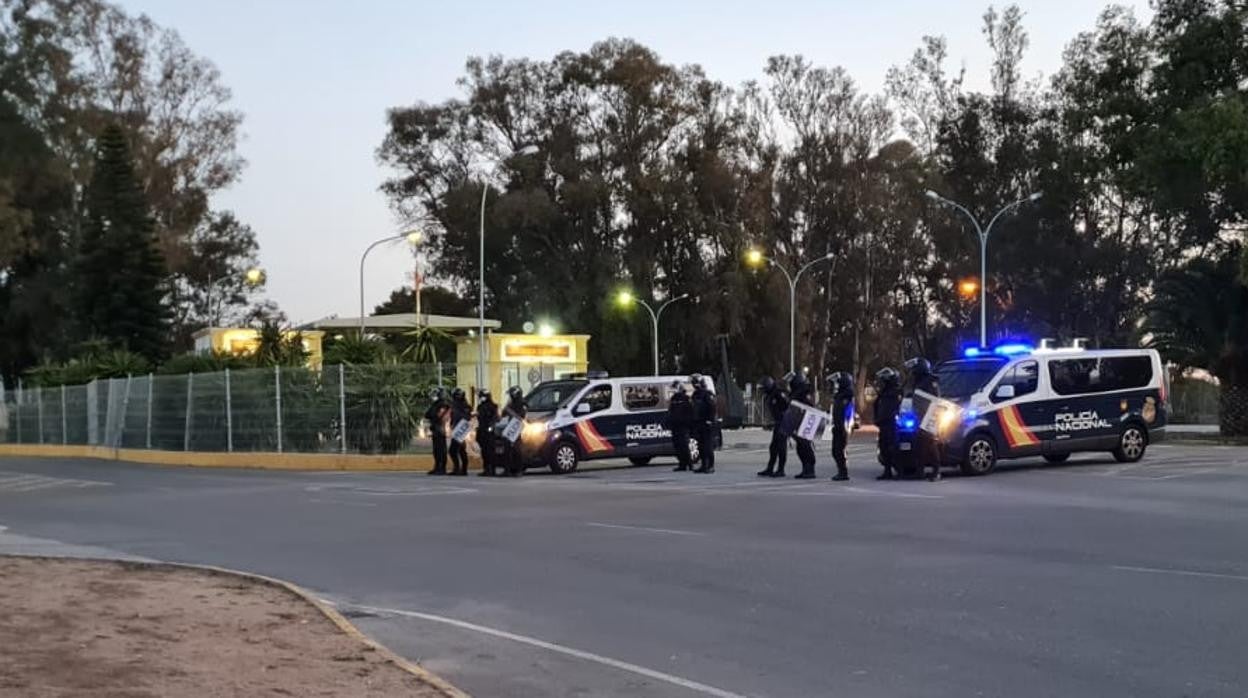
[
  {"x1": 992, "y1": 342, "x2": 1034, "y2": 357},
  {"x1": 962, "y1": 346, "x2": 983, "y2": 358},
  {"x1": 897, "y1": 412, "x2": 919, "y2": 432}
]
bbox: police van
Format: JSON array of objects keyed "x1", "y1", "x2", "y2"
[
  {"x1": 511, "y1": 373, "x2": 720, "y2": 474},
  {"x1": 902, "y1": 342, "x2": 1169, "y2": 476}
]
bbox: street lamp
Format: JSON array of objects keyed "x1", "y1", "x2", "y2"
[
  {"x1": 958, "y1": 278, "x2": 979, "y2": 298},
  {"x1": 616, "y1": 290, "x2": 692, "y2": 375},
  {"x1": 478, "y1": 143, "x2": 540, "y2": 391},
  {"x1": 926, "y1": 190, "x2": 1042, "y2": 347},
  {"x1": 206, "y1": 266, "x2": 265, "y2": 327},
  {"x1": 358, "y1": 230, "x2": 422, "y2": 333},
  {"x1": 746, "y1": 249, "x2": 837, "y2": 373}
]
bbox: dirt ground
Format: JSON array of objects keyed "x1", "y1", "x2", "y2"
[{"x1": 0, "y1": 557, "x2": 449, "y2": 697}]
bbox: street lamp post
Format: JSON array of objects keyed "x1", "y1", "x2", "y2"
[
  {"x1": 617, "y1": 291, "x2": 691, "y2": 375},
  {"x1": 358, "y1": 231, "x2": 422, "y2": 333},
  {"x1": 925, "y1": 190, "x2": 1042, "y2": 347},
  {"x1": 478, "y1": 143, "x2": 540, "y2": 392},
  {"x1": 746, "y1": 250, "x2": 837, "y2": 374}
]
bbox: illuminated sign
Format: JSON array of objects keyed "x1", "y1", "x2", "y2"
[{"x1": 501, "y1": 340, "x2": 574, "y2": 362}]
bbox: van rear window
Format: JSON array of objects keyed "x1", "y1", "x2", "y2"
[{"x1": 1048, "y1": 356, "x2": 1153, "y2": 396}]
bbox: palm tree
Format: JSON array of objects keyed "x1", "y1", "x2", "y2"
[
  {"x1": 1145, "y1": 244, "x2": 1248, "y2": 435},
  {"x1": 401, "y1": 323, "x2": 453, "y2": 364}
]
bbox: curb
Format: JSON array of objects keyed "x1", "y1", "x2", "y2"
[
  {"x1": 0, "y1": 554, "x2": 469, "y2": 698},
  {"x1": 0, "y1": 444, "x2": 487, "y2": 472}
]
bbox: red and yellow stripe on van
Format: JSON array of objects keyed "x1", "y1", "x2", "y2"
[
  {"x1": 575, "y1": 420, "x2": 613, "y2": 455},
  {"x1": 997, "y1": 405, "x2": 1040, "y2": 449}
]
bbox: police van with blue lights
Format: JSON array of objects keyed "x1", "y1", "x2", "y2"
[
  {"x1": 508, "y1": 373, "x2": 720, "y2": 474},
  {"x1": 898, "y1": 341, "x2": 1169, "y2": 476}
]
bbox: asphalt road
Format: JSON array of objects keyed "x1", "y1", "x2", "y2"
[{"x1": 1, "y1": 437, "x2": 1246, "y2": 698}]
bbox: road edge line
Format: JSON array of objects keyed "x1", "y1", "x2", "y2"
[{"x1": 0, "y1": 554, "x2": 470, "y2": 698}]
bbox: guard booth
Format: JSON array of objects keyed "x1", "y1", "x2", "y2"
[{"x1": 456, "y1": 333, "x2": 591, "y2": 398}]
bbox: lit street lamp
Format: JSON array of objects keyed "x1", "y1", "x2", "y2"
[
  {"x1": 745, "y1": 249, "x2": 837, "y2": 374},
  {"x1": 478, "y1": 143, "x2": 540, "y2": 391},
  {"x1": 206, "y1": 267, "x2": 265, "y2": 327},
  {"x1": 358, "y1": 230, "x2": 422, "y2": 333},
  {"x1": 926, "y1": 190, "x2": 1042, "y2": 347},
  {"x1": 616, "y1": 290, "x2": 692, "y2": 375}
]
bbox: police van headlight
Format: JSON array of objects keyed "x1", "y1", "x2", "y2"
[
  {"x1": 937, "y1": 407, "x2": 961, "y2": 434},
  {"x1": 522, "y1": 421, "x2": 549, "y2": 440}
]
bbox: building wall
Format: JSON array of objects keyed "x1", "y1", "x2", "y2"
[{"x1": 455, "y1": 334, "x2": 590, "y2": 396}]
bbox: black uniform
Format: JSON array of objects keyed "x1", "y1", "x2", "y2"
[
  {"x1": 830, "y1": 374, "x2": 854, "y2": 481},
  {"x1": 758, "y1": 381, "x2": 790, "y2": 477},
  {"x1": 790, "y1": 378, "x2": 817, "y2": 479},
  {"x1": 424, "y1": 394, "x2": 450, "y2": 475},
  {"x1": 691, "y1": 382, "x2": 717, "y2": 474},
  {"x1": 448, "y1": 394, "x2": 471, "y2": 475},
  {"x1": 667, "y1": 387, "x2": 694, "y2": 471},
  {"x1": 476, "y1": 395, "x2": 499, "y2": 476},
  {"x1": 502, "y1": 395, "x2": 528, "y2": 477},
  {"x1": 874, "y1": 377, "x2": 901, "y2": 480},
  {"x1": 909, "y1": 369, "x2": 942, "y2": 481}
]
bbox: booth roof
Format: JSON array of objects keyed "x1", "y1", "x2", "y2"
[{"x1": 305, "y1": 313, "x2": 502, "y2": 333}]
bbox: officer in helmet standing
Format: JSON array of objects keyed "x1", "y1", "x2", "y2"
[
  {"x1": 447, "y1": 387, "x2": 472, "y2": 475},
  {"x1": 827, "y1": 370, "x2": 854, "y2": 482},
  {"x1": 873, "y1": 368, "x2": 902, "y2": 480},
  {"x1": 788, "y1": 371, "x2": 818, "y2": 479},
  {"x1": 690, "y1": 374, "x2": 717, "y2": 474},
  {"x1": 757, "y1": 376, "x2": 790, "y2": 478},
  {"x1": 904, "y1": 357, "x2": 943, "y2": 482},
  {"x1": 476, "y1": 389, "x2": 499, "y2": 477},
  {"x1": 502, "y1": 385, "x2": 528, "y2": 477},
  {"x1": 667, "y1": 380, "x2": 694, "y2": 472},
  {"x1": 424, "y1": 387, "x2": 450, "y2": 476}
]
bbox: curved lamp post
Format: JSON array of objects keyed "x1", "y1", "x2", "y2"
[
  {"x1": 745, "y1": 249, "x2": 836, "y2": 374},
  {"x1": 616, "y1": 291, "x2": 692, "y2": 375},
  {"x1": 358, "y1": 230, "x2": 422, "y2": 333}
]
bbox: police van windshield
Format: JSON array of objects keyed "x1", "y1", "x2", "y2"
[
  {"x1": 525, "y1": 380, "x2": 589, "y2": 412},
  {"x1": 934, "y1": 358, "x2": 1008, "y2": 400}
]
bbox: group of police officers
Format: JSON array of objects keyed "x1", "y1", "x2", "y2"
[
  {"x1": 748, "y1": 357, "x2": 944, "y2": 483},
  {"x1": 424, "y1": 384, "x2": 530, "y2": 477}
]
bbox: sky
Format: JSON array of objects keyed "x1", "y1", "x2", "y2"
[{"x1": 119, "y1": 0, "x2": 1151, "y2": 325}]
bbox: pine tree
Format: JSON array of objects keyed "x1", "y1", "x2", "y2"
[{"x1": 74, "y1": 125, "x2": 171, "y2": 361}]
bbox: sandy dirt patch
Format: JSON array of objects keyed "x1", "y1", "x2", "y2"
[{"x1": 0, "y1": 557, "x2": 449, "y2": 697}]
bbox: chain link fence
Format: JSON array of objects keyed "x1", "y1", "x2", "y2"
[{"x1": 0, "y1": 364, "x2": 454, "y2": 455}]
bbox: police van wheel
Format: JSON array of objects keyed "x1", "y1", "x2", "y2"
[
  {"x1": 1043, "y1": 453, "x2": 1070, "y2": 464},
  {"x1": 629, "y1": 456, "x2": 652, "y2": 466},
  {"x1": 549, "y1": 443, "x2": 580, "y2": 474},
  {"x1": 960, "y1": 434, "x2": 997, "y2": 476},
  {"x1": 1112, "y1": 425, "x2": 1147, "y2": 463}
]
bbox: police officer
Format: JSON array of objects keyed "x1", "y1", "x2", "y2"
[
  {"x1": 690, "y1": 374, "x2": 717, "y2": 474},
  {"x1": 667, "y1": 380, "x2": 694, "y2": 472},
  {"x1": 904, "y1": 357, "x2": 942, "y2": 482},
  {"x1": 502, "y1": 386, "x2": 528, "y2": 477},
  {"x1": 476, "y1": 389, "x2": 499, "y2": 477},
  {"x1": 447, "y1": 388, "x2": 471, "y2": 475},
  {"x1": 424, "y1": 388, "x2": 450, "y2": 475},
  {"x1": 788, "y1": 371, "x2": 817, "y2": 479},
  {"x1": 757, "y1": 376, "x2": 790, "y2": 478},
  {"x1": 828, "y1": 370, "x2": 854, "y2": 482},
  {"x1": 874, "y1": 367, "x2": 902, "y2": 480}
]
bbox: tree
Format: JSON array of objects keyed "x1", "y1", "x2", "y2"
[
  {"x1": 1145, "y1": 244, "x2": 1248, "y2": 435},
  {"x1": 73, "y1": 124, "x2": 170, "y2": 361}
]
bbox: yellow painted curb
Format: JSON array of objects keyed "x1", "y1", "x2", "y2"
[
  {"x1": 0, "y1": 443, "x2": 484, "y2": 472},
  {"x1": 0, "y1": 554, "x2": 470, "y2": 698}
]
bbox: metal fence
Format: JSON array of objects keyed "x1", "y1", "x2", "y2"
[{"x1": 0, "y1": 363, "x2": 455, "y2": 455}]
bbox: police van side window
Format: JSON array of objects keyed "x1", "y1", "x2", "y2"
[
  {"x1": 578, "y1": 384, "x2": 613, "y2": 414},
  {"x1": 623, "y1": 384, "x2": 663, "y2": 411},
  {"x1": 991, "y1": 361, "x2": 1039, "y2": 403},
  {"x1": 1049, "y1": 356, "x2": 1153, "y2": 396}
]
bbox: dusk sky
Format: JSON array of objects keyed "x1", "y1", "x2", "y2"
[{"x1": 120, "y1": 0, "x2": 1150, "y2": 324}]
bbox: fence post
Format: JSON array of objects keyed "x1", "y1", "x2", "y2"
[
  {"x1": 274, "y1": 365, "x2": 283, "y2": 453},
  {"x1": 338, "y1": 364, "x2": 347, "y2": 454},
  {"x1": 183, "y1": 372, "x2": 194, "y2": 452},
  {"x1": 36, "y1": 386, "x2": 44, "y2": 444},
  {"x1": 60, "y1": 385, "x2": 67, "y2": 445},
  {"x1": 117, "y1": 374, "x2": 133, "y2": 449},
  {"x1": 14, "y1": 380, "x2": 22, "y2": 444},
  {"x1": 146, "y1": 373, "x2": 154, "y2": 449},
  {"x1": 225, "y1": 368, "x2": 234, "y2": 453},
  {"x1": 437, "y1": 361, "x2": 444, "y2": 386}
]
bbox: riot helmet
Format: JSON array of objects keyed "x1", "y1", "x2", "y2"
[
  {"x1": 760, "y1": 376, "x2": 776, "y2": 393},
  {"x1": 904, "y1": 357, "x2": 932, "y2": 377},
  {"x1": 451, "y1": 387, "x2": 466, "y2": 401},
  {"x1": 507, "y1": 385, "x2": 524, "y2": 401},
  {"x1": 478, "y1": 388, "x2": 492, "y2": 402}
]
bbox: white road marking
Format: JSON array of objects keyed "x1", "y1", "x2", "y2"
[
  {"x1": 1112, "y1": 565, "x2": 1248, "y2": 583},
  {"x1": 586, "y1": 522, "x2": 704, "y2": 537},
  {"x1": 351, "y1": 603, "x2": 748, "y2": 698},
  {"x1": 0, "y1": 472, "x2": 110, "y2": 493},
  {"x1": 781, "y1": 486, "x2": 944, "y2": 500}
]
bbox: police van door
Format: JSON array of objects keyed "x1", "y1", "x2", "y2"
[
  {"x1": 569, "y1": 383, "x2": 616, "y2": 458},
  {"x1": 619, "y1": 382, "x2": 671, "y2": 456},
  {"x1": 987, "y1": 359, "x2": 1046, "y2": 458},
  {"x1": 1045, "y1": 356, "x2": 1151, "y2": 451}
]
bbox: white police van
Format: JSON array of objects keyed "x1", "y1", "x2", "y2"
[
  {"x1": 514, "y1": 373, "x2": 720, "y2": 474},
  {"x1": 904, "y1": 341, "x2": 1169, "y2": 476}
]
